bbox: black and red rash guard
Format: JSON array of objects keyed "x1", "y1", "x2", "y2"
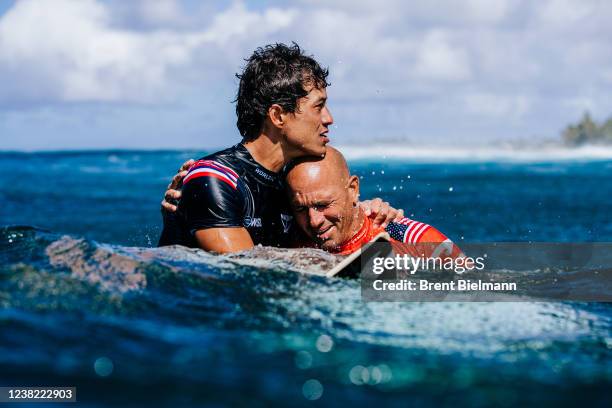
[{"x1": 158, "y1": 143, "x2": 294, "y2": 248}]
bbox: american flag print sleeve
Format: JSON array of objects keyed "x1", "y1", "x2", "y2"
[{"x1": 385, "y1": 217, "x2": 464, "y2": 259}]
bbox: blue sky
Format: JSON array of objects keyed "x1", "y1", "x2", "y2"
[{"x1": 1, "y1": 0, "x2": 611, "y2": 151}]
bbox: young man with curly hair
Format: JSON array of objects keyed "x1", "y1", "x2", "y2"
[{"x1": 159, "y1": 43, "x2": 401, "y2": 253}]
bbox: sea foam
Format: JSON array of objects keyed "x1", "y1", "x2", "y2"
[{"x1": 338, "y1": 144, "x2": 612, "y2": 162}]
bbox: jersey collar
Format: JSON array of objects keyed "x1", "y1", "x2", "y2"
[
  {"x1": 333, "y1": 215, "x2": 378, "y2": 255},
  {"x1": 236, "y1": 143, "x2": 280, "y2": 184}
]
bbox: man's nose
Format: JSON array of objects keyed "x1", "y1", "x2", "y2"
[
  {"x1": 308, "y1": 208, "x2": 325, "y2": 229},
  {"x1": 322, "y1": 106, "x2": 333, "y2": 126}
]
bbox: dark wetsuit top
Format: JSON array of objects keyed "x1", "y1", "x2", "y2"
[{"x1": 158, "y1": 143, "x2": 294, "y2": 248}]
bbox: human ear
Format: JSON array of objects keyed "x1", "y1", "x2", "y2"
[
  {"x1": 347, "y1": 175, "x2": 359, "y2": 206},
  {"x1": 267, "y1": 104, "x2": 285, "y2": 129}
]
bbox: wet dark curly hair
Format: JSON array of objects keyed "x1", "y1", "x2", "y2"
[{"x1": 235, "y1": 42, "x2": 330, "y2": 141}]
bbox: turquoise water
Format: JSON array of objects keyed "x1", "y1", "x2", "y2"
[{"x1": 1, "y1": 151, "x2": 611, "y2": 406}]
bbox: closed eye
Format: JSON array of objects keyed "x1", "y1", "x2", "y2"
[{"x1": 314, "y1": 201, "x2": 333, "y2": 210}]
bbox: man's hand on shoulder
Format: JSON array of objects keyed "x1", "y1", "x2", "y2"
[
  {"x1": 161, "y1": 159, "x2": 194, "y2": 213},
  {"x1": 359, "y1": 198, "x2": 404, "y2": 228}
]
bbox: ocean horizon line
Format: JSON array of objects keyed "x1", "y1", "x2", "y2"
[{"x1": 2, "y1": 144, "x2": 612, "y2": 163}]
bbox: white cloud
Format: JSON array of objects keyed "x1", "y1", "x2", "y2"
[
  {"x1": 1, "y1": 0, "x2": 612, "y2": 149},
  {"x1": 462, "y1": 0, "x2": 512, "y2": 23},
  {"x1": 602, "y1": 70, "x2": 612, "y2": 84},
  {"x1": 298, "y1": 0, "x2": 514, "y2": 24},
  {"x1": 562, "y1": 97, "x2": 596, "y2": 113},
  {"x1": 413, "y1": 30, "x2": 471, "y2": 81},
  {"x1": 0, "y1": 0, "x2": 192, "y2": 102},
  {"x1": 135, "y1": 0, "x2": 185, "y2": 26},
  {"x1": 0, "y1": 0, "x2": 297, "y2": 104},
  {"x1": 464, "y1": 93, "x2": 531, "y2": 118},
  {"x1": 534, "y1": 0, "x2": 595, "y2": 28}
]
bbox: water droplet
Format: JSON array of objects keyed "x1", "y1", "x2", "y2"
[
  {"x1": 349, "y1": 365, "x2": 366, "y2": 385},
  {"x1": 316, "y1": 334, "x2": 333, "y2": 353},
  {"x1": 295, "y1": 351, "x2": 313, "y2": 369},
  {"x1": 377, "y1": 364, "x2": 393, "y2": 382},
  {"x1": 369, "y1": 366, "x2": 383, "y2": 384},
  {"x1": 94, "y1": 357, "x2": 113, "y2": 377},
  {"x1": 302, "y1": 379, "x2": 323, "y2": 400},
  {"x1": 360, "y1": 367, "x2": 370, "y2": 383}
]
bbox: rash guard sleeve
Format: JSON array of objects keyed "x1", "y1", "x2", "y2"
[
  {"x1": 386, "y1": 217, "x2": 464, "y2": 259},
  {"x1": 158, "y1": 210, "x2": 187, "y2": 247},
  {"x1": 179, "y1": 160, "x2": 244, "y2": 234}
]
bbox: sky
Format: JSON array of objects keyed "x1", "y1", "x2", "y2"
[{"x1": 1, "y1": 0, "x2": 611, "y2": 151}]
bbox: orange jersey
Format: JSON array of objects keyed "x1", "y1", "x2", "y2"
[{"x1": 334, "y1": 216, "x2": 463, "y2": 259}]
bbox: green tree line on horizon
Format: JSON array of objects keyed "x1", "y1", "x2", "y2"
[{"x1": 563, "y1": 112, "x2": 612, "y2": 146}]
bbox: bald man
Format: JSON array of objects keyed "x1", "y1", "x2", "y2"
[{"x1": 286, "y1": 147, "x2": 463, "y2": 257}]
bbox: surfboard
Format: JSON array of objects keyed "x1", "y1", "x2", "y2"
[{"x1": 326, "y1": 232, "x2": 392, "y2": 278}]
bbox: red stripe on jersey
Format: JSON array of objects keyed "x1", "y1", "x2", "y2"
[
  {"x1": 406, "y1": 222, "x2": 422, "y2": 243},
  {"x1": 212, "y1": 161, "x2": 239, "y2": 179},
  {"x1": 397, "y1": 217, "x2": 414, "y2": 225},
  {"x1": 413, "y1": 223, "x2": 431, "y2": 243},
  {"x1": 190, "y1": 161, "x2": 238, "y2": 183},
  {"x1": 183, "y1": 169, "x2": 237, "y2": 189},
  {"x1": 199, "y1": 160, "x2": 239, "y2": 180}
]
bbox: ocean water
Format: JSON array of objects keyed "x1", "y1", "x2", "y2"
[{"x1": 1, "y1": 150, "x2": 611, "y2": 406}]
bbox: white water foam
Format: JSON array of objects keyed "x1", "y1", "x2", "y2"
[{"x1": 338, "y1": 144, "x2": 612, "y2": 163}]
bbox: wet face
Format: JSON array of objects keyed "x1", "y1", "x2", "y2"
[
  {"x1": 287, "y1": 164, "x2": 360, "y2": 251},
  {"x1": 282, "y1": 86, "x2": 334, "y2": 158}
]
